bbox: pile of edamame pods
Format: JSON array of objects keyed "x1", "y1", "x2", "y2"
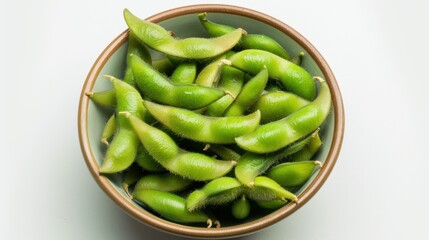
[{"x1": 86, "y1": 9, "x2": 332, "y2": 227}]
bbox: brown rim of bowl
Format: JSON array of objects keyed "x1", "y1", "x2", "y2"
[{"x1": 78, "y1": 4, "x2": 345, "y2": 239}]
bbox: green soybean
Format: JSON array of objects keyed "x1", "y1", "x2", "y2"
[
  {"x1": 267, "y1": 161, "x2": 322, "y2": 188},
  {"x1": 231, "y1": 195, "x2": 251, "y2": 219},
  {"x1": 133, "y1": 189, "x2": 211, "y2": 225},
  {"x1": 235, "y1": 132, "x2": 315, "y2": 187},
  {"x1": 245, "y1": 176, "x2": 297, "y2": 202},
  {"x1": 255, "y1": 199, "x2": 287, "y2": 210},
  {"x1": 124, "y1": 9, "x2": 244, "y2": 60},
  {"x1": 143, "y1": 100, "x2": 261, "y2": 144},
  {"x1": 291, "y1": 51, "x2": 305, "y2": 66},
  {"x1": 229, "y1": 49, "x2": 316, "y2": 100},
  {"x1": 122, "y1": 112, "x2": 236, "y2": 181},
  {"x1": 186, "y1": 177, "x2": 243, "y2": 211},
  {"x1": 198, "y1": 13, "x2": 290, "y2": 59},
  {"x1": 99, "y1": 77, "x2": 152, "y2": 173},
  {"x1": 252, "y1": 91, "x2": 310, "y2": 123},
  {"x1": 124, "y1": 32, "x2": 152, "y2": 86},
  {"x1": 86, "y1": 89, "x2": 116, "y2": 108},
  {"x1": 134, "y1": 173, "x2": 193, "y2": 193},
  {"x1": 223, "y1": 67, "x2": 268, "y2": 116},
  {"x1": 122, "y1": 164, "x2": 143, "y2": 197},
  {"x1": 101, "y1": 114, "x2": 116, "y2": 146},
  {"x1": 205, "y1": 66, "x2": 245, "y2": 116},
  {"x1": 135, "y1": 145, "x2": 165, "y2": 172},
  {"x1": 235, "y1": 77, "x2": 331, "y2": 153},
  {"x1": 290, "y1": 133, "x2": 323, "y2": 162},
  {"x1": 170, "y1": 63, "x2": 197, "y2": 84},
  {"x1": 131, "y1": 55, "x2": 225, "y2": 110}
]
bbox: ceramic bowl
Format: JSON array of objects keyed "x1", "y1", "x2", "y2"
[{"x1": 78, "y1": 4, "x2": 344, "y2": 239}]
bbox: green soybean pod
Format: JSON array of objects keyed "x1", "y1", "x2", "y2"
[
  {"x1": 205, "y1": 66, "x2": 245, "y2": 117},
  {"x1": 121, "y1": 112, "x2": 236, "y2": 181},
  {"x1": 267, "y1": 161, "x2": 322, "y2": 188},
  {"x1": 229, "y1": 49, "x2": 316, "y2": 100},
  {"x1": 186, "y1": 177, "x2": 243, "y2": 211},
  {"x1": 170, "y1": 63, "x2": 197, "y2": 84},
  {"x1": 223, "y1": 67, "x2": 268, "y2": 117},
  {"x1": 101, "y1": 114, "x2": 116, "y2": 146},
  {"x1": 135, "y1": 145, "x2": 165, "y2": 172},
  {"x1": 252, "y1": 91, "x2": 310, "y2": 123},
  {"x1": 207, "y1": 145, "x2": 241, "y2": 161},
  {"x1": 235, "y1": 132, "x2": 315, "y2": 187},
  {"x1": 290, "y1": 133, "x2": 323, "y2": 162},
  {"x1": 133, "y1": 189, "x2": 212, "y2": 226},
  {"x1": 134, "y1": 173, "x2": 193, "y2": 193},
  {"x1": 124, "y1": 9, "x2": 244, "y2": 60},
  {"x1": 198, "y1": 13, "x2": 290, "y2": 60},
  {"x1": 152, "y1": 57, "x2": 175, "y2": 75},
  {"x1": 255, "y1": 199, "x2": 287, "y2": 210},
  {"x1": 235, "y1": 77, "x2": 331, "y2": 153},
  {"x1": 131, "y1": 55, "x2": 225, "y2": 110},
  {"x1": 123, "y1": 32, "x2": 152, "y2": 86},
  {"x1": 86, "y1": 89, "x2": 116, "y2": 108},
  {"x1": 122, "y1": 164, "x2": 143, "y2": 197},
  {"x1": 245, "y1": 176, "x2": 297, "y2": 202},
  {"x1": 195, "y1": 58, "x2": 231, "y2": 87},
  {"x1": 99, "y1": 77, "x2": 152, "y2": 173},
  {"x1": 291, "y1": 51, "x2": 305, "y2": 66},
  {"x1": 231, "y1": 195, "x2": 251, "y2": 220},
  {"x1": 143, "y1": 100, "x2": 261, "y2": 144}
]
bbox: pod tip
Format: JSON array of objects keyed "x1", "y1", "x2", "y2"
[
  {"x1": 314, "y1": 160, "x2": 323, "y2": 168},
  {"x1": 207, "y1": 219, "x2": 213, "y2": 228},
  {"x1": 85, "y1": 92, "x2": 93, "y2": 97},
  {"x1": 101, "y1": 138, "x2": 109, "y2": 146},
  {"x1": 313, "y1": 76, "x2": 325, "y2": 83},
  {"x1": 214, "y1": 220, "x2": 221, "y2": 228}
]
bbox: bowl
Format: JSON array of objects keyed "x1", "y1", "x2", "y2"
[{"x1": 78, "y1": 4, "x2": 344, "y2": 239}]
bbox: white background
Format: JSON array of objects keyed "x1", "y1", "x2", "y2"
[{"x1": 1, "y1": 0, "x2": 429, "y2": 239}]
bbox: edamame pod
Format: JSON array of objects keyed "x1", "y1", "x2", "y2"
[
  {"x1": 101, "y1": 114, "x2": 116, "y2": 146},
  {"x1": 133, "y1": 189, "x2": 212, "y2": 226},
  {"x1": 291, "y1": 51, "x2": 305, "y2": 66},
  {"x1": 123, "y1": 32, "x2": 152, "y2": 86},
  {"x1": 143, "y1": 100, "x2": 261, "y2": 144},
  {"x1": 255, "y1": 199, "x2": 287, "y2": 210},
  {"x1": 207, "y1": 145, "x2": 241, "y2": 161},
  {"x1": 198, "y1": 13, "x2": 290, "y2": 59},
  {"x1": 122, "y1": 164, "x2": 143, "y2": 197},
  {"x1": 134, "y1": 173, "x2": 193, "y2": 193},
  {"x1": 170, "y1": 63, "x2": 197, "y2": 84},
  {"x1": 223, "y1": 67, "x2": 268, "y2": 116},
  {"x1": 186, "y1": 177, "x2": 243, "y2": 211},
  {"x1": 267, "y1": 161, "x2": 322, "y2": 188},
  {"x1": 195, "y1": 58, "x2": 230, "y2": 87},
  {"x1": 205, "y1": 66, "x2": 245, "y2": 116},
  {"x1": 245, "y1": 176, "x2": 297, "y2": 202},
  {"x1": 231, "y1": 195, "x2": 251, "y2": 219},
  {"x1": 235, "y1": 77, "x2": 331, "y2": 153},
  {"x1": 252, "y1": 91, "x2": 310, "y2": 123},
  {"x1": 99, "y1": 77, "x2": 152, "y2": 173},
  {"x1": 135, "y1": 145, "x2": 165, "y2": 172},
  {"x1": 124, "y1": 9, "x2": 244, "y2": 60},
  {"x1": 122, "y1": 112, "x2": 236, "y2": 181},
  {"x1": 86, "y1": 89, "x2": 116, "y2": 108},
  {"x1": 289, "y1": 133, "x2": 323, "y2": 162},
  {"x1": 235, "y1": 132, "x2": 315, "y2": 187},
  {"x1": 152, "y1": 57, "x2": 174, "y2": 75},
  {"x1": 229, "y1": 49, "x2": 316, "y2": 100},
  {"x1": 131, "y1": 55, "x2": 225, "y2": 110}
]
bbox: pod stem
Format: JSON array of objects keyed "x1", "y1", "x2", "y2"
[
  {"x1": 101, "y1": 138, "x2": 109, "y2": 146},
  {"x1": 122, "y1": 183, "x2": 133, "y2": 199},
  {"x1": 311, "y1": 128, "x2": 320, "y2": 138},
  {"x1": 203, "y1": 144, "x2": 210, "y2": 151},
  {"x1": 207, "y1": 219, "x2": 213, "y2": 228},
  {"x1": 118, "y1": 111, "x2": 131, "y2": 118},
  {"x1": 225, "y1": 90, "x2": 236, "y2": 99},
  {"x1": 85, "y1": 92, "x2": 94, "y2": 97},
  {"x1": 314, "y1": 160, "x2": 323, "y2": 168},
  {"x1": 313, "y1": 76, "x2": 325, "y2": 83}
]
